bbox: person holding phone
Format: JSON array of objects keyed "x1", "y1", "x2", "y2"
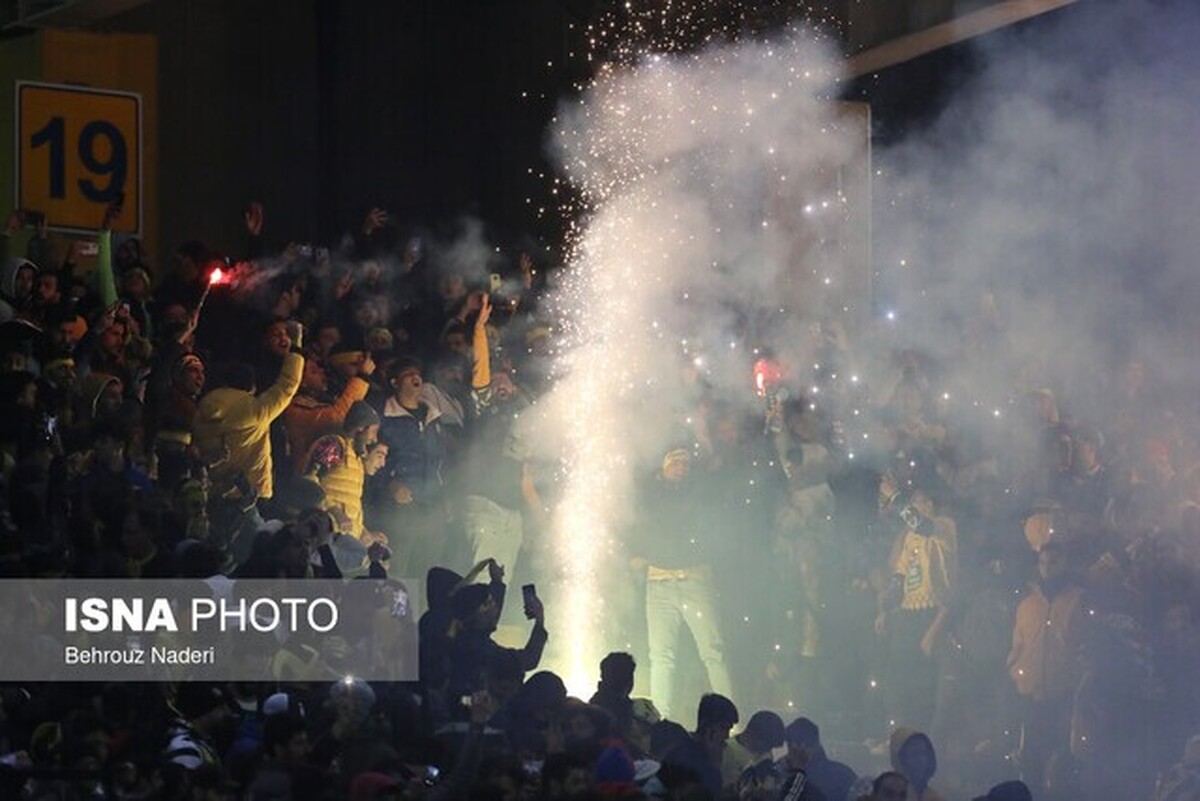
[{"x1": 442, "y1": 575, "x2": 549, "y2": 706}]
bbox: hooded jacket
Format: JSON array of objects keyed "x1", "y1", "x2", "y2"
[
  {"x1": 889, "y1": 728, "x2": 945, "y2": 801},
  {"x1": 1, "y1": 258, "x2": 37, "y2": 302},
  {"x1": 0, "y1": 258, "x2": 38, "y2": 325},
  {"x1": 193, "y1": 351, "x2": 302, "y2": 499},
  {"x1": 78, "y1": 372, "x2": 122, "y2": 424}
]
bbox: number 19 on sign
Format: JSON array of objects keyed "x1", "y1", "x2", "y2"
[{"x1": 17, "y1": 82, "x2": 141, "y2": 234}]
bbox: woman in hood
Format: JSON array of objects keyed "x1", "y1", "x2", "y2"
[{"x1": 888, "y1": 728, "x2": 945, "y2": 801}]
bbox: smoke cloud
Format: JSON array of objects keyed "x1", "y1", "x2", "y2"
[
  {"x1": 527, "y1": 7, "x2": 1200, "y2": 791},
  {"x1": 876, "y1": 0, "x2": 1200, "y2": 428},
  {"x1": 532, "y1": 30, "x2": 859, "y2": 694}
]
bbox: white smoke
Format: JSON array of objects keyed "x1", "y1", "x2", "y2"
[
  {"x1": 534, "y1": 31, "x2": 859, "y2": 695},
  {"x1": 876, "y1": 0, "x2": 1200, "y2": 428}
]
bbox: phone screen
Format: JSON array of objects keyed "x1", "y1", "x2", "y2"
[{"x1": 521, "y1": 583, "x2": 537, "y2": 606}]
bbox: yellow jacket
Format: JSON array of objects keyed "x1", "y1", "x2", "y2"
[
  {"x1": 194, "y1": 352, "x2": 303, "y2": 500},
  {"x1": 308, "y1": 434, "x2": 366, "y2": 537}
]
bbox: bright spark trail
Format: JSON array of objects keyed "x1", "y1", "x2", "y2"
[{"x1": 536, "y1": 2, "x2": 854, "y2": 698}]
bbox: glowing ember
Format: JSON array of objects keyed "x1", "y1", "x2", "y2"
[
  {"x1": 197, "y1": 265, "x2": 227, "y2": 312},
  {"x1": 753, "y1": 358, "x2": 783, "y2": 398}
]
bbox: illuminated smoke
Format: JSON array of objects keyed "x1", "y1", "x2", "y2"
[{"x1": 536, "y1": 25, "x2": 853, "y2": 697}]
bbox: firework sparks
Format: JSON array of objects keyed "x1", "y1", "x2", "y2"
[{"x1": 536, "y1": 4, "x2": 854, "y2": 698}]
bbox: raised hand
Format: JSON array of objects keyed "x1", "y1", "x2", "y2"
[
  {"x1": 101, "y1": 202, "x2": 122, "y2": 231},
  {"x1": 487, "y1": 558, "x2": 504, "y2": 585},
  {"x1": 477, "y1": 293, "x2": 492, "y2": 328},
  {"x1": 518, "y1": 252, "x2": 535, "y2": 289},
  {"x1": 359, "y1": 353, "x2": 377, "y2": 377},
  {"x1": 244, "y1": 201, "x2": 264, "y2": 236},
  {"x1": 284, "y1": 320, "x2": 304, "y2": 350},
  {"x1": 524, "y1": 592, "x2": 545, "y2": 625},
  {"x1": 361, "y1": 207, "x2": 389, "y2": 237}
]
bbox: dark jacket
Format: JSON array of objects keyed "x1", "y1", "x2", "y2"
[
  {"x1": 802, "y1": 751, "x2": 856, "y2": 801},
  {"x1": 376, "y1": 392, "x2": 460, "y2": 505}
]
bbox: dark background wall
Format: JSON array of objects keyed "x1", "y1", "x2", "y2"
[
  {"x1": 106, "y1": 0, "x2": 580, "y2": 267},
  {"x1": 97, "y1": 0, "x2": 1079, "y2": 270},
  {"x1": 107, "y1": 0, "x2": 318, "y2": 263}
]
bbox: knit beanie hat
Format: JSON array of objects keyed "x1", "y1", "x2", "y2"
[{"x1": 344, "y1": 401, "x2": 380, "y2": 433}]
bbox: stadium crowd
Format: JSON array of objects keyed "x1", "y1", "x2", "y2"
[{"x1": 0, "y1": 200, "x2": 1198, "y2": 801}]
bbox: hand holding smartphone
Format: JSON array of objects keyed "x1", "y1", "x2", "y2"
[
  {"x1": 522, "y1": 583, "x2": 543, "y2": 622},
  {"x1": 284, "y1": 320, "x2": 304, "y2": 349}
]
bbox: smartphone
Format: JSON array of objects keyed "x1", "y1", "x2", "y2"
[
  {"x1": 390, "y1": 587, "x2": 408, "y2": 620},
  {"x1": 490, "y1": 273, "x2": 502, "y2": 292},
  {"x1": 45, "y1": 416, "x2": 57, "y2": 439},
  {"x1": 20, "y1": 209, "x2": 44, "y2": 228},
  {"x1": 424, "y1": 766, "x2": 440, "y2": 786},
  {"x1": 522, "y1": 583, "x2": 537, "y2": 606},
  {"x1": 459, "y1": 694, "x2": 473, "y2": 708}
]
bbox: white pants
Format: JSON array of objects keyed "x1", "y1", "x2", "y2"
[{"x1": 646, "y1": 569, "x2": 735, "y2": 720}]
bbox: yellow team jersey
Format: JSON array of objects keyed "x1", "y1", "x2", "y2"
[{"x1": 893, "y1": 517, "x2": 957, "y2": 610}]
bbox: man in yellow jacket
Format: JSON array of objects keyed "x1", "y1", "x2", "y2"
[
  {"x1": 193, "y1": 323, "x2": 305, "y2": 502},
  {"x1": 305, "y1": 400, "x2": 387, "y2": 544}
]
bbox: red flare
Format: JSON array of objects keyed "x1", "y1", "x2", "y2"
[{"x1": 753, "y1": 358, "x2": 782, "y2": 397}]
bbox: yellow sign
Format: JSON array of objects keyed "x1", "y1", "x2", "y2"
[{"x1": 16, "y1": 81, "x2": 141, "y2": 234}]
